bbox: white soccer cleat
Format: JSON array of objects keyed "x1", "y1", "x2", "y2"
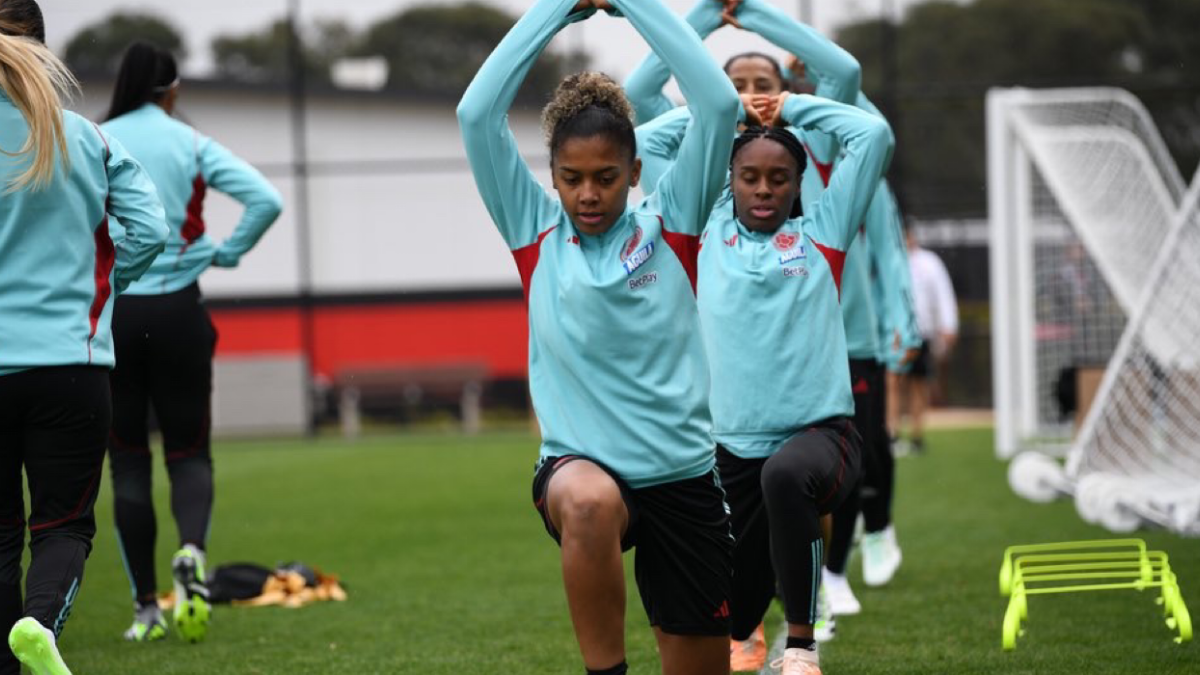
[
  {"x1": 862, "y1": 526, "x2": 902, "y2": 587},
  {"x1": 821, "y1": 568, "x2": 861, "y2": 615},
  {"x1": 770, "y1": 647, "x2": 822, "y2": 675}
]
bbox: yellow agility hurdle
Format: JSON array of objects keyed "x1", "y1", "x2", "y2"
[{"x1": 998, "y1": 539, "x2": 1192, "y2": 650}]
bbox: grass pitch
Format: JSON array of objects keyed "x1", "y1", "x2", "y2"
[{"x1": 50, "y1": 427, "x2": 1198, "y2": 674}]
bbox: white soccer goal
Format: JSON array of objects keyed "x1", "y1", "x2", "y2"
[{"x1": 988, "y1": 87, "x2": 1200, "y2": 535}]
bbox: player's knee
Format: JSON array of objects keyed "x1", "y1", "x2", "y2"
[
  {"x1": 761, "y1": 451, "x2": 810, "y2": 500},
  {"x1": 553, "y1": 482, "x2": 625, "y2": 535}
]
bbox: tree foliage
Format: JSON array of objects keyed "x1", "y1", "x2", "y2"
[
  {"x1": 355, "y1": 2, "x2": 586, "y2": 101},
  {"x1": 835, "y1": 0, "x2": 1199, "y2": 217},
  {"x1": 64, "y1": 12, "x2": 185, "y2": 77},
  {"x1": 211, "y1": 19, "x2": 352, "y2": 84},
  {"x1": 208, "y1": 2, "x2": 586, "y2": 99}
]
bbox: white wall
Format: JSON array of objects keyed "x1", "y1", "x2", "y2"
[{"x1": 76, "y1": 85, "x2": 554, "y2": 298}]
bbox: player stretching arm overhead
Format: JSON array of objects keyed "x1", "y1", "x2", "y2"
[
  {"x1": 697, "y1": 93, "x2": 892, "y2": 675},
  {"x1": 458, "y1": 0, "x2": 739, "y2": 673}
]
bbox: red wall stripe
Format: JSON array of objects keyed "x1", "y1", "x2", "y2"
[{"x1": 209, "y1": 300, "x2": 530, "y2": 379}]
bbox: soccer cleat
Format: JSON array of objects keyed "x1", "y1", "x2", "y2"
[
  {"x1": 769, "y1": 647, "x2": 821, "y2": 675},
  {"x1": 862, "y1": 526, "x2": 902, "y2": 587},
  {"x1": 8, "y1": 617, "x2": 72, "y2": 675},
  {"x1": 123, "y1": 602, "x2": 168, "y2": 642},
  {"x1": 813, "y1": 584, "x2": 836, "y2": 642},
  {"x1": 821, "y1": 569, "x2": 862, "y2": 615},
  {"x1": 171, "y1": 544, "x2": 212, "y2": 643},
  {"x1": 729, "y1": 622, "x2": 767, "y2": 671}
]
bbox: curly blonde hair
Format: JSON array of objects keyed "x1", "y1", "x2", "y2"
[{"x1": 541, "y1": 72, "x2": 636, "y2": 160}]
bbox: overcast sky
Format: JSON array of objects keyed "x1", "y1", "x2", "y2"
[{"x1": 43, "y1": 0, "x2": 950, "y2": 81}]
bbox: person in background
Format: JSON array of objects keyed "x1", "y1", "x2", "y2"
[
  {"x1": 890, "y1": 226, "x2": 958, "y2": 454},
  {"x1": 101, "y1": 41, "x2": 282, "y2": 644},
  {"x1": 0, "y1": 2, "x2": 168, "y2": 672}
]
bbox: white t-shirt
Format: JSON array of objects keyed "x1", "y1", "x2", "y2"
[{"x1": 909, "y1": 246, "x2": 958, "y2": 347}]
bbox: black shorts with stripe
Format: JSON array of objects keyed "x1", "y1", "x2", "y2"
[{"x1": 532, "y1": 456, "x2": 734, "y2": 636}]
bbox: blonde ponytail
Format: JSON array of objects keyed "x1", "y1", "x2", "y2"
[{"x1": 0, "y1": 29, "x2": 79, "y2": 192}]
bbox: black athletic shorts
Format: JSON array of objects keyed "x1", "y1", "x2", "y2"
[
  {"x1": 909, "y1": 340, "x2": 933, "y2": 378},
  {"x1": 532, "y1": 456, "x2": 734, "y2": 636}
]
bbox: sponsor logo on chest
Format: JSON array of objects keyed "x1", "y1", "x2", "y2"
[
  {"x1": 621, "y1": 240, "x2": 655, "y2": 276},
  {"x1": 774, "y1": 232, "x2": 807, "y2": 265},
  {"x1": 628, "y1": 272, "x2": 658, "y2": 290}
]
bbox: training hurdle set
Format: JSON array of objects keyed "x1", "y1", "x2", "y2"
[{"x1": 998, "y1": 538, "x2": 1192, "y2": 650}]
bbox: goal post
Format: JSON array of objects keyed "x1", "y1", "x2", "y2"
[
  {"x1": 989, "y1": 86, "x2": 1200, "y2": 535},
  {"x1": 987, "y1": 87, "x2": 1185, "y2": 459}
]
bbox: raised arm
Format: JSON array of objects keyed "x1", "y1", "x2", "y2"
[
  {"x1": 776, "y1": 94, "x2": 891, "y2": 252},
  {"x1": 614, "y1": 0, "x2": 740, "y2": 235},
  {"x1": 622, "y1": 0, "x2": 726, "y2": 125},
  {"x1": 103, "y1": 133, "x2": 168, "y2": 293},
  {"x1": 737, "y1": 0, "x2": 860, "y2": 105},
  {"x1": 200, "y1": 137, "x2": 284, "y2": 268},
  {"x1": 864, "y1": 180, "x2": 921, "y2": 359},
  {"x1": 456, "y1": 0, "x2": 588, "y2": 249}
]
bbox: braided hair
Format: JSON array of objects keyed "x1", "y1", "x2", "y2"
[
  {"x1": 731, "y1": 126, "x2": 808, "y2": 219},
  {"x1": 541, "y1": 71, "x2": 636, "y2": 163}
]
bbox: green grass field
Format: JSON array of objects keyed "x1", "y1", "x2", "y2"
[{"x1": 47, "y1": 427, "x2": 1198, "y2": 674}]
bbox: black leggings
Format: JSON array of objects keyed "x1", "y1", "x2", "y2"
[
  {"x1": 717, "y1": 419, "x2": 862, "y2": 640},
  {"x1": 108, "y1": 284, "x2": 216, "y2": 601},
  {"x1": 827, "y1": 359, "x2": 894, "y2": 575},
  {"x1": 0, "y1": 366, "x2": 110, "y2": 675}
]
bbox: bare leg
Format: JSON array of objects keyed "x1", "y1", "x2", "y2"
[
  {"x1": 546, "y1": 461, "x2": 630, "y2": 671},
  {"x1": 886, "y1": 371, "x2": 902, "y2": 437},
  {"x1": 655, "y1": 629, "x2": 729, "y2": 675}
]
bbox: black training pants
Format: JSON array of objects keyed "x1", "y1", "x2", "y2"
[
  {"x1": 717, "y1": 419, "x2": 862, "y2": 640},
  {"x1": 0, "y1": 366, "x2": 110, "y2": 675},
  {"x1": 108, "y1": 283, "x2": 216, "y2": 601}
]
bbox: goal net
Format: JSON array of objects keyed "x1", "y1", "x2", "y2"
[{"x1": 988, "y1": 87, "x2": 1200, "y2": 535}]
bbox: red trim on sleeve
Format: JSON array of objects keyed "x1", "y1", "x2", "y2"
[
  {"x1": 803, "y1": 143, "x2": 834, "y2": 187},
  {"x1": 511, "y1": 226, "x2": 557, "y2": 304},
  {"x1": 811, "y1": 238, "x2": 847, "y2": 302},
  {"x1": 658, "y1": 216, "x2": 700, "y2": 296},
  {"x1": 181, "y1": 174, "x2": 207, "y2": 244},
  {"x1": 88, "y1": 215, "x2": 116, "y2": 362}
]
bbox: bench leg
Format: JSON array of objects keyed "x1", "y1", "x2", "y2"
[
  {"x1": 340, "y1": 386, "x2": 362, "y2": 439},
  {"x1": 461, "y1": 380, "x2": 483, "y2": 435}
]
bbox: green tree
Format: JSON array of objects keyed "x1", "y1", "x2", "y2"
[
  {"x1": 835, "y1": 0, "x2": 1197, "y2": 217},
  {"x1": 63, "y1": 12, "x2": 185, "y2": 76},
  {"x1": 355, "y1": 2, "x2": 587, "y2": 101},
  {"x1": 212, "y1": 19, "x2": 352, "y2": 84}
]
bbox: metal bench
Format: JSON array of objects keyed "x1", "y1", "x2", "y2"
[{"x1": 333, "y1": 363, "x2": 488, "y2": 437}]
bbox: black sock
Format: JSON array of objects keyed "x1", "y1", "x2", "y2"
[
  {"x1": 786, "y1": 636, "x2": 816, "y2": 651},
  {"x1": 586, "y1": 661, "x2": 628, "y2": 675}
]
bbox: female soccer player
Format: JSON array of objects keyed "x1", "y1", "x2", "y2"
[
  {"x1": 101, "y1": 42, "x2": 282, "y2": 643},
  {"x1": 458, "y1": 0, "x2": 739, "y2": 672},
  {"x1": 0, "y1": 2, "x2": 167, "y2": 672},
  {"x1": 698, "y1": 94, "x2": 892, "y2": 674}
]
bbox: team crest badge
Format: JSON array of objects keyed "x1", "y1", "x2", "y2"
[
  {"x1": 773, "y1": 232, "x2": 799, "y2": 251},
  {"x1": 621, "y1": 226, "x2": 644, "y2": 262}
]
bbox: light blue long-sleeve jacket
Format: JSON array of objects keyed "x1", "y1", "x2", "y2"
[
  {"x1": 457, "y1": 0, "x2": 739, "y2": 487},
  {"x1": 838, "y1": 93, "x2": 919, "y2": 362},
  {"x1": 698, "y1": 95, "x2": 892, "y2": 457},
  {"x1": 101, "y1": 104, "x2": 282, "y2": 295},
  {"x1": 0, "y1": 90, "x2": 168, "y2": 375}
]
